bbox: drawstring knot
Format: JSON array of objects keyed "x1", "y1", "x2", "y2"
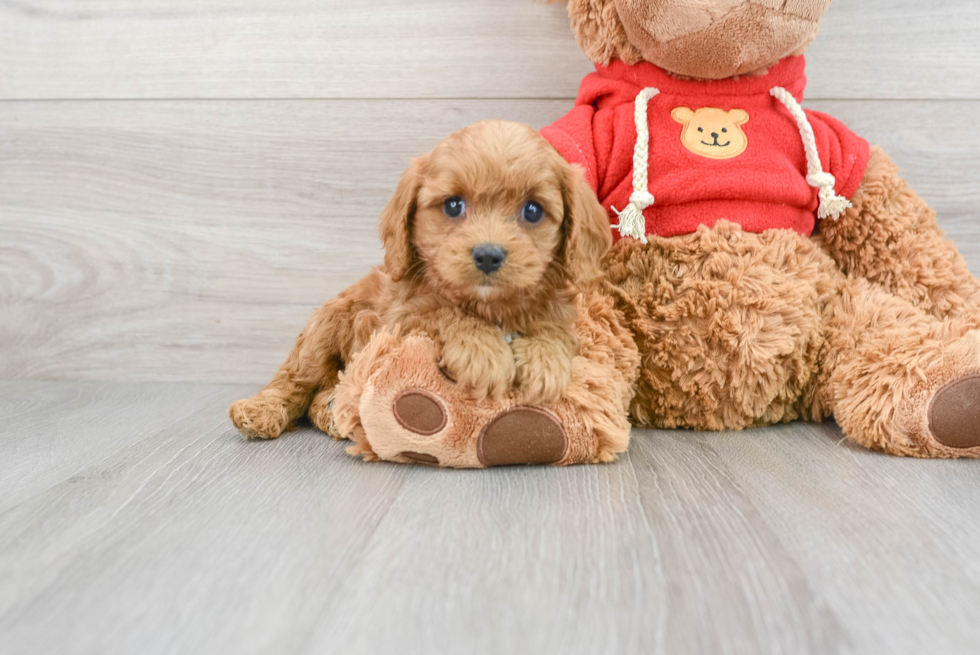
[{"x1": 612, "y1": 190, "x2": 655, "y2": 244}]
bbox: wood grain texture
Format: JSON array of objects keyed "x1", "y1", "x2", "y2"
[
  {"x1": 1, "y1": 382, "x2": 979, "y2": 654},
  {"x1": 3, "y1": 99, "x2": 980, "y2": 383},
  {"x1": 0, "y1": 381, "x2": 237, "y2": 512},
  {"x1": 1, "y1": 0, "x2": 979, "y2": 100}
]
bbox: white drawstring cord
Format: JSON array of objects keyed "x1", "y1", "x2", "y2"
[
  {"x1": 770, "y1": 86, "x2": 852, "y2": 220},
  {"x1": 616, "y1": 85, "x2": 850, "y2": 241},
  {"x1": 612, "y1": 87, "x2": 660, "y2": 243}
]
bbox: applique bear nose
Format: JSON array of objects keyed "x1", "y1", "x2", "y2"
[
  {"x1": 472, "y1": 243, "x2": 507, "y2": 274},
  {"x1": 711, "y1": 132, "x2": 720, "y2": 139}
]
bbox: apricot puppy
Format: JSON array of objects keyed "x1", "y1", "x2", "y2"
[{"x1": 230, "y1": 120, "x2": 611, "y2": 440}]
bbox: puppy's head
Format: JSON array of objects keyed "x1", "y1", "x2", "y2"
[{"x1": 379, "y1": 120, "x2": 610, "y2": 308}]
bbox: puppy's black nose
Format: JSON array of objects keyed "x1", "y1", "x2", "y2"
[
  {"x1": 711, "y1": 132, "x2": 719, "y2": 139},
  {"x1": 472, "y1": 243, "x2": 507, "y2": 274}
]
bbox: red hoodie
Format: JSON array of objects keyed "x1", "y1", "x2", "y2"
[{"x1": 541, "y1": 56, "x2": 870, "y2": 242}]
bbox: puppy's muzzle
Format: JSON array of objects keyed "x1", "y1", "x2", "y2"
[{"x1": 472, "y1": 243, "x2": 507, "y2": 274}]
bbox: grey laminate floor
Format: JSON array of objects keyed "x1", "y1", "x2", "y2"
[{"x1": 2, "y1": 381, "x2": 978, "y2": 655}]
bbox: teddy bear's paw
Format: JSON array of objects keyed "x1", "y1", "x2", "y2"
[
  {"x1": 927, "y1": 374, "x2": 980, "y2": 454},
  {"x1": 393, "y1": 389, "x2": 449, "y2": 436},
  {"x1": 229, "y1": 395, "x2": 290, "y2": 440},
  {"x1": 476, "y1": 406, "x2": 568, "y2": 467},
  {"x1": 337, "y1": 333, "x2": 608, "y2": 468},
  {"x1": 387, "y1": 394, "x2": 568, "y2": 467},
  {"x1": 389, "y1": 388, "x2": 451, "y2": 465}
]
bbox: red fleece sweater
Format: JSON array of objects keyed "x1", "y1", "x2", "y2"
[{"x1": 541, "y1": 56, "x2": 870, "y2": 241}]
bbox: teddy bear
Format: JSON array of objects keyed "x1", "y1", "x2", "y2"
[{"x1": 318, "y1": 0, "x2": 980, "y2": 463}]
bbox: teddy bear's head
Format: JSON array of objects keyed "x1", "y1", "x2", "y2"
[{"x1": 561, "y1": 0, "x2": 833, "y2": 79}]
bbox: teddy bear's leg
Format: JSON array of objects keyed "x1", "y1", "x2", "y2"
[
  {"x1": 810, "y1": 275, "x2": 980, "y2": 458},
  {"x1": 605, "y1": 224, "x2": 831, "y2": 431},
  {"x1": 813, "y1": 146, "x2": 980, "y2": 322},
  {"x1": 229, "y1": 271, "x2": 383, "y2": 439},
  {"x1": 330, "y1": 292, "x2": 638, "y2": 467}
]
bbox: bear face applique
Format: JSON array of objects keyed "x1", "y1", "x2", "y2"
[{"x1": 671, "y1": 107, "x2": 750, "y2": 160}]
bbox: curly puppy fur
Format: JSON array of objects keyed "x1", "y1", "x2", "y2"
[{"x1": 230, "y1": 120, "x2": 611, "y2": 440}]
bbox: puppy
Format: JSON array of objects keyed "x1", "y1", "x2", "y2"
[{"x1": 230, "y1": 120, "x2": 611, "y2": 440}]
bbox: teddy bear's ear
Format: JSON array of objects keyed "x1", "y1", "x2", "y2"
[
  {"x1": 560, "y1": 162, "x2": 612, "y2": 289},
  {"x1": 671, "y1": 107, "x2": 694, "y2": 124},
  {"x1": 379, "y1": 156, "x2": 426, "y2": 282},
  {"x1": 554, "y1": 0, "x2": 644, "y2": 66},
  {"x1": 729, "y1": 109, "x2": 750, "y2": 125}
]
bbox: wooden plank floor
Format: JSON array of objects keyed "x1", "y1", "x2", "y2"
[{"x1": 1, "y1": 381, "x2": 979, "y2": 655}]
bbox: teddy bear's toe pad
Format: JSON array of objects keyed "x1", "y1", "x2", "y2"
[
  {"x1": 393, "y1": 389, "x2": 447, "y2": 435},
  {"x1": 398, "y1": 451, "x2": 440, "y2": 466},
  {"x1": 477, "y1": 406, "x2": 568, "y2": 467},
  {"x1": 929, "y1": 374, "x2": 980, "y2": 449}
]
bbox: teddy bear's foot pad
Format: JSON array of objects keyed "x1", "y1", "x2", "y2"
[
  {"x1": 477, "y1": 406, "x2": 568, "y2": 467},
  {"x1": 929, "y1": 374, "x2": 980, "y2": 449},
  {"x1": 398, "y1": 451, "x2": 441, "y2": 466},
  {"x1": 393, "y1": 389, "x2": 448, "y2": 435}
]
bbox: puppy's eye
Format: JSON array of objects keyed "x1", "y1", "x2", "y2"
[
  {"x1": 721, "y1": 128, "x2": 728, "y2": 133},
  {"x1": 443, "y1": 196, "x2": 466, "y2": 219},
  {"x1": 522, "y1": 200, "x2": 544, "y2": 224},
  {"x1": 698, "y1": 127, "x2": 704, "y2": 132}
]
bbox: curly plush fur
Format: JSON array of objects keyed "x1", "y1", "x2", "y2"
[
  {"x1": 559, "y1": 0, "x2": 826, "y2": 78},
  {"x1": 813, "y1": 146, "x2": 980, "y2": 321},
  {"x1": 605, "y1": 220, "x2": 980, "y2": 459}
]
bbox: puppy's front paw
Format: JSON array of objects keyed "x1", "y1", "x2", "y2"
[
  {"x1": 512, "y1": 337, "x2": 573, "y2": 405},
  {"x1": 441, "y1": 335, "x2": 516, "y2": 400},
  {"x1": 230, "y1": 395, "x2": 290, "y2": 439}
]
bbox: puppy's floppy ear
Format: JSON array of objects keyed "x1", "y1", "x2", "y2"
[
  {"x1": 560, "y1": 162, "x2": 612, "y2": 288},
  {"x1": 379, "y1": 156, "x2": 426, "y2": 282}
]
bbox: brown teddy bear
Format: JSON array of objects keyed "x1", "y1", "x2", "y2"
[
  {"x1": 236, "y1": 0, "x2": 980, "y2": 463},
  {"x1": 537, "y1": 0, "x2": 980, "y2": 458}
]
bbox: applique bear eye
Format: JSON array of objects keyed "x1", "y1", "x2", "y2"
[
  {"x1": 444, "y1": 196, "x2": 466, "y2": 219},
  {"x1": 521, "y1": 200, "x2": 544, "y2": 224}
]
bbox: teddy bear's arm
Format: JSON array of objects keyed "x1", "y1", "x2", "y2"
[{"x1": 812, "y1": 146, "x2": 980, "y2": 321}]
